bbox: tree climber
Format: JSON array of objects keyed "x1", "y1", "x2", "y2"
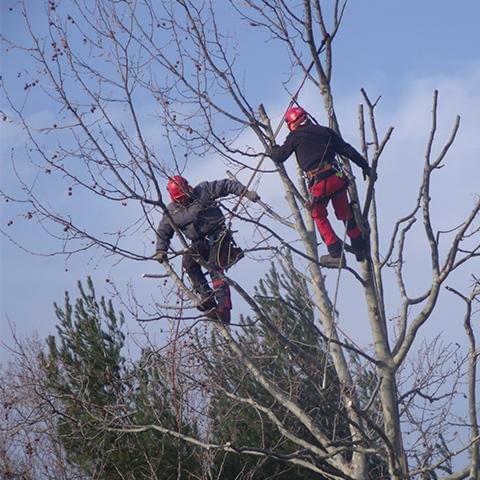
[
  {"x1": 154, "y1": 175, "x2": 260, "y2": 324},
  {"x1": 270, "y1": 106, "x2": 374, "y2": 268}
]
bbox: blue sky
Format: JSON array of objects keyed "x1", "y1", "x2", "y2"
[{"x1": 1, "y1": 0, "x2": 479, "y2": 374}]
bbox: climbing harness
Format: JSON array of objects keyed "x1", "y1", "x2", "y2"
[{"x1": 214, "y1": 230, "x2": 244, "y2": 270}]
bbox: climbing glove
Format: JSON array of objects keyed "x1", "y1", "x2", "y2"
[
  {"x1": 269, "y1": 144, "x2": 280, "y2": 161},
  {"x1": 362, "y1": 165, "x2": 377, "y2": 181},
  {"x1": 154, "y1": 250, "x2": 167, "y2": 263},
  {"x1": 245, "y1": 190, "x2": 260, "y2": 202}
]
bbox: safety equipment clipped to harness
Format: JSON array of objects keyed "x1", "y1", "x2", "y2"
[{"x1": 213, "y1": 230, "x2": 244, "y2": 270}]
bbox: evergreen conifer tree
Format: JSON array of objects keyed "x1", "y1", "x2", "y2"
[
  {"x1": 198, "y1": 257, "x2": 387, "y2": 478},
  {"x1": 41, "y1": 277, "x2": 200, "y2": 479}
]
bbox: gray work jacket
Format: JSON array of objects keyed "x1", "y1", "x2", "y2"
[{"x1": 155, "y1": 179, "x2": 246, "y2": 253}]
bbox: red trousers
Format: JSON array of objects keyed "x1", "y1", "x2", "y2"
[{"x1": 309, "y1": 174, "x2": 361, "y2": 246}]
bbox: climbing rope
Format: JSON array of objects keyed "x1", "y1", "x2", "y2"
[
  {"x1": 213, "y1": 33, "x2": 358, "y2": 368},
  {"x1": 225, "y1": 36, "x2": 330, "y2": 226},
  {"x1": 321, "y1": 219, "x2": 349, "y2": 389},
  {"x1": 214, "y1": 37, "x2": 330, "y2": 277},
  {"x1": 336, "y1": 165, "x2": 387, "y2": 328}
]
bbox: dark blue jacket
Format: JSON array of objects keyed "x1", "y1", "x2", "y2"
[{"x1": 271, "y1": 122, "x2": 368, "y2": 173}]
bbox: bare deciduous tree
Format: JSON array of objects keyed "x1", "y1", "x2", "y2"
[
  {"x1": 0, "y1": 333, "x2": 86, "y2": 480},
  {"x1": 1, "y1": 1, "x2": 478, "y2": 479}
]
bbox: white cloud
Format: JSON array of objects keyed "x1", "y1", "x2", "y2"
[{"x1": 183, "y1": 63, "x2": 480, "y2": 346}]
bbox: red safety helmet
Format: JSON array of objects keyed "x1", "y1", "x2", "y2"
[
  {"x1": 285, "y1": 106, "x2": 308, "y2": 131},
  {"x1": 167, "y1": 175, "x2": 191, "y2": 202}
]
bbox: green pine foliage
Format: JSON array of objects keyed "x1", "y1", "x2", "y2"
[
  {"x1": 198, "y1": 256, "x2": 386, "y2": 478},
  {"x1": 38, "y1": 270, "x2": 386, "y2": 478},
  {"x1": 196, "y1": 258, "x2": 344, "y2": 478},
  {"x1": 40, "y1": 277, "x2": 200, "y2": 479}
]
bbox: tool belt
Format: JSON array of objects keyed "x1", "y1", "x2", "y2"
[
  {"x1": 306, "y1": 161, "x2": 350, "y2": 207},
  {"x1": 306, "y1": 164, "x2": 337, "y2": 186}
]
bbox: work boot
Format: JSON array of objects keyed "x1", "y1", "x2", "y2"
[
  {"x1": 201, "y1": 307, "x2": 231, "y2": 325},
  {"x1": 319, "y1": 254, "x2": 347, "y2": 269},
  {"x1": 327, "y1": 239, "x2": 353, "y2": 254},
  {"x1": 212, "y1": 279, "x2": 232, "y2": 325},
  {"x1": 350, "y1": 236, "x2": 367, "y2": 262},
  {"x1": 320, "y1": 240, "x2": 347, "y2": 268},
  {"x1": 194, "y1": 283, "x2": 217, "y2": 312},
  {"x1": 327, "y1": 240, "x2": 343, "y2": 257},
  {"x1": 203, "y1": 307, "x2": 220, "y2": 320}
]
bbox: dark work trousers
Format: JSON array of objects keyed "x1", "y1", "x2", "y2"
[
  {"x1": 309, "y1": 173, "x2": 362, "y2": 247},
  {"x1": 182, "y1": 233, "x2": 233, "y2": 311}
]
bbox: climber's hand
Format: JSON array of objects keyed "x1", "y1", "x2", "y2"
[
  {"x1": 245, "y1": 190, "x2": 260, "y2": 202},
  {"x1": 363, "y1": 166, "x2": 377, "y2": 182},
  {"x1": 154, "y1": 250, "x2": 167, "y2": 263}
]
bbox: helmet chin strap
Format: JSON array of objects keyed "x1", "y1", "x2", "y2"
[
  {"x1": 176, "y1": 193, "x2": 193, "y2": 204},
  {"x1": 288, "y1": 113, "x2": 308, "y2": 131}
]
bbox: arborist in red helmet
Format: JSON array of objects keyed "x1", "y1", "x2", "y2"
[
  {"x1": 270, "y1": 106, "x2": 375, "y2": 268},
  {"x1": 154, "y1": 175, "x2": 260, "y2": 324}
]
